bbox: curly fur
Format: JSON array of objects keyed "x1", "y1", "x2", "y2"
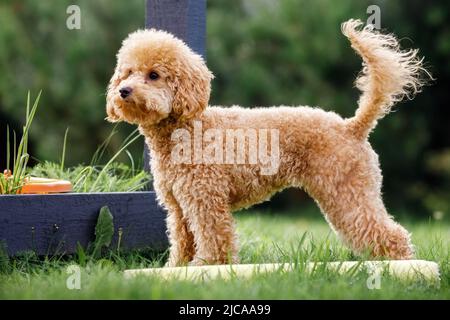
[{"x1": 106, "y1": 20, "x2": 429, "y2": 266}]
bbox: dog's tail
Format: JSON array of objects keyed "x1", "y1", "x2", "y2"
[{"x1": 342, "y1": 19, "x2": 430, "y2": 140}]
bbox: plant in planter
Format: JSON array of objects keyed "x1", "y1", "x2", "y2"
[
  {"x1": 0, "y1": 92, "x2": 168, "y2": 257},
  {"x1": 1, "y1": 91, "x2": 41, "y2": 195}
]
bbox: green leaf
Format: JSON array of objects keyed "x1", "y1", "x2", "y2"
[
  {"x1": 76, "y1": 242, "x2": 87, "y2": 266},
  {"x1": 92, "y1": 206, "x2": 114, "y2": 258}
]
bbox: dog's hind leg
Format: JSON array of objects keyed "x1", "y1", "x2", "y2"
[
  {"x1": 163, "y1": 193, "x2": 196, "y2": 267},
  {"x1": 305, "y1": 156, "x2": 414, "y2": 260},
  {"x1": 320, "y1": 189, "x2": 414, "y2": 260}
]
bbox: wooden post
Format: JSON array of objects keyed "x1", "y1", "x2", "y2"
[{"x1": 143, "y1": 0, "x2": 206, "y2": 181}]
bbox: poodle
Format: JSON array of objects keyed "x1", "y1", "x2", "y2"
[{"x1": 106, "y1": 19, "x2": 429, "y2": 266}]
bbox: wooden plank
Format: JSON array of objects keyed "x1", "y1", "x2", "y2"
[
  {"x1": 0, "y1": 192, "x2": 168, "y2": 256},
  {"x1": 143, "y1": 0, "x2": 206, "y2": 179},
  {"x1": 124, "y1": 261, "x2": 441, "y2": 283}
]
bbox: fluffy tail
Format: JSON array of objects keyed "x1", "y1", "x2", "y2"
[{"x1": 342, "y1": 19, "x2": 430, "y2": 140}]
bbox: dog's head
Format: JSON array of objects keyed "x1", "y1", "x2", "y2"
[{"x1": 106, "y1": 29, "x2": 213, "y2": 125}]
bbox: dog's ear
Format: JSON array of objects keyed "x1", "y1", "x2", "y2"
[
  {"x1": 169, "y1": 55, "x2": 214, "y2": 121},
  {"x1": 106, "y1": 65, "x2": 122, "y2": 122}
]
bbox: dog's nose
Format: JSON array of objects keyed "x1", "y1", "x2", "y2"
[{"x1": 119, "y1": 87, "x2": 133, "y2": 99}]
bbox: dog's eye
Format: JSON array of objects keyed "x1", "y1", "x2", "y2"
[{"x1": 149, "y1": 71, "x2": 159, "y2": 80}]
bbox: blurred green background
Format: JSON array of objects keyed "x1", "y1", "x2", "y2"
[{"x1": 0, "y1": 0, "x2": 449, "y2": 218}]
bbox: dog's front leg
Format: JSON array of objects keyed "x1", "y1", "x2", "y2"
[
  {"x1": 174, "y1": 181, "x2": 239, "y2": 266},
  {"x1": 188, "y1": 200, "x2": 239, "y2": 266},
  {"x1": 162, "y1": 193, "x2": 196, "y2": 267}
]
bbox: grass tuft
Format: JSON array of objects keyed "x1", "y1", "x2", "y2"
[{"x1": 1, "y1": 91, "x2": 41, "y2": 194}]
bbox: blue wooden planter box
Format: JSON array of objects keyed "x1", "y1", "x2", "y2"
[{"x1": 0, "y1": 192, "x2": 168, "y2": 256}]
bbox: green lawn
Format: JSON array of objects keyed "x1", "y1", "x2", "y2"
[{"x1": 1, "y1": 209, "x2": 448, "y2": 299}]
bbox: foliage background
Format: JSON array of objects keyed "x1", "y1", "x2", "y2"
[{"x1": 0, "y1": 0, "x2": 449, "y2": 218}]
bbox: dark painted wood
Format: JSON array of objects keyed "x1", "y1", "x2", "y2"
[
  {"x1": 145, "y1": 0, "x2": 206, "y2": 56},
  {"x1": 0, "y1": 192, "x2": 168, "y2": 255},
  {"x1": 143, "y1": 0, "x2": 206, "y2": 181}
]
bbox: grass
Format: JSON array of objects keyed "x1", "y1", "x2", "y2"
[
  {"x1": 0, "y1": 207, "x2": 448, "y2": 299},
  {"x1": 29, "y1": 161, "x2": 150, "y2": 193},
  {"x1": 26, "y1": 123, "x2": 149, "y2": 193}
]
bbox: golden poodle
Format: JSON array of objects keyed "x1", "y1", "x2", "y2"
[{"x1": 106, "y1": 20, "x2": 429, "y2": 266}]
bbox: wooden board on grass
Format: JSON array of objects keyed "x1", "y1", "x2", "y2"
[{"x1": 124, "y1": 260, "x2": 440, "y2": 283}]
